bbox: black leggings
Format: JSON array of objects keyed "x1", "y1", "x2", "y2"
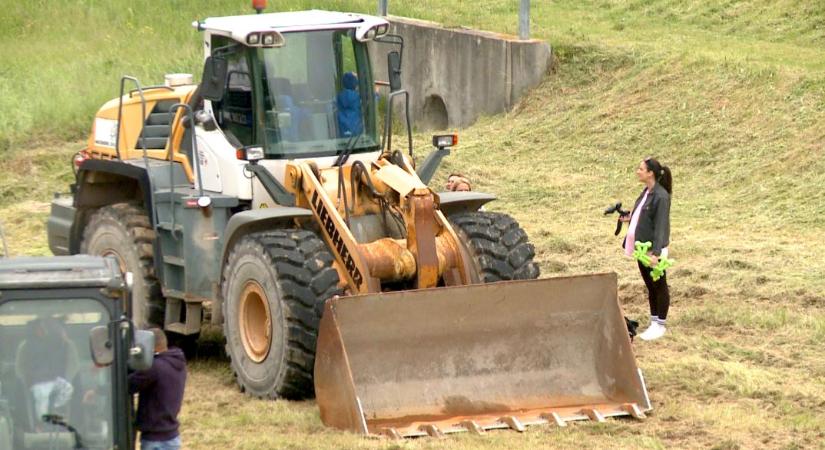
[{"x1": 638, "y1": 261, "x2": 670, "y2": 320}]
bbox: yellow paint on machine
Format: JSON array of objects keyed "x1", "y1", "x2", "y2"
[{"x1": 86, "y1": 85, "x2": 198, "y2": 181}]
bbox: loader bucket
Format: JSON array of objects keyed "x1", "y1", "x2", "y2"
[{"x1": 314, "y1": 273, "x2": 651, "y2": 438}]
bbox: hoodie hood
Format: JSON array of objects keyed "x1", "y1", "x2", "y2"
[{"x1": 156, "y1": 347, "x2": 186, "y2": 371}]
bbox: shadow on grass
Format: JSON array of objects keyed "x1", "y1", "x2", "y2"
[{"x1": 169, "y1": 325, "x2": 230, "y2": 363}]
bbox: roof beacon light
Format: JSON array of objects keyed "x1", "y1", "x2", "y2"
[
  {"x1": 433, "y1": 134, "x2": 458, "y2": 149},
  {"x1": 252, "y1": 0, "x2": 267, "y2": 14}
]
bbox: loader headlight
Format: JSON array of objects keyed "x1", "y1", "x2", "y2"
[
  {"x1": 245, "y1": 31, "x2": 284, "y2": 47},
  {"x1": 237, "y1": 146, "x2": 265, "y2": 162},
  {"x1": 432, "y1": 134, "x2": 458, "y2": 149},
  {"x1": 247, "y1": 146, "x2": 264, "y2": 161},
  {"x1": 262, "y1": 32, "x2": 277, "y2": 46},
  {"x1": 197, "y1": 196, "x2": 212, "y2": 208}
]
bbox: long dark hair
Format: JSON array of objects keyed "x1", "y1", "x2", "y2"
[{"x1": 645, "y1": 158, "x2": 672, "y2": 195}]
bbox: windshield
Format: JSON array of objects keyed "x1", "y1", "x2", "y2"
[
  {"x1": 259, "y1": 29, "x2": 379, "y2": 157},
  {"x1": 0, "y1": 298, "x2": 114, "y2": 450}
]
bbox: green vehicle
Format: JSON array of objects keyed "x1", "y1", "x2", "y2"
[{"x1": 0, "y1": 255, "x2": 154, "y2": 450}]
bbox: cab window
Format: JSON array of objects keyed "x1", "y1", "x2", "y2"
[{"x1": 0, "y1": 298, "x2": 114, "y2": 449}]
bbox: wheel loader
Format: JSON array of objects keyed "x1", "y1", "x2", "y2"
[
  {"x1": 0, "y1": 255, "x2": 155, "y2": 450},
  {"x1": 47, "y1": 5, "x2": 651, "y2": 437}
]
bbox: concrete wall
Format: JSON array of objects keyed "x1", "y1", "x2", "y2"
[{"x1": 372, "y1": 16, "x2": 552, "y2": 130}]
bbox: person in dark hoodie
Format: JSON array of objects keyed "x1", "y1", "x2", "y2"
[
  {"x1": 129, "y1": 328, "x2": 187, "y2": 450},
  {"x1": 621, "y1": 157, "x2": 673, "y2": 341}
]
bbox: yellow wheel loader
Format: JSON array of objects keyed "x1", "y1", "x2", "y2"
[{"x1": 47, "y1": 5, "x2": 650, "y2": 437}]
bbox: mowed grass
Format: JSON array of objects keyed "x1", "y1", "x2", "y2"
[{"x1": 2, "y1": 0, "x2": 825, "y2": 449}]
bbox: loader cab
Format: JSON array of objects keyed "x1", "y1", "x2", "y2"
[
  {"x1": 0, "y1": 256, "x2": 140, "y2": 450},
  {"x1": 204, "y1": 12, "x2": 385, "y2": 159}
]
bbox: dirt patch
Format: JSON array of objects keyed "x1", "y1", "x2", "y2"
[
  {"x1": 724, "y1": 259, "x2": 757, "y2": 270},
  {"x1": 542, "y1": 259, "x2": 568, "y2": 273},
  {"x1": 682, "y1": 284, "x2": 711, "y2": 298}
]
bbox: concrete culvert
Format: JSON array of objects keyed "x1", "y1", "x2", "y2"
[{"x1": 422, "y1": 94, "x2": 449, "y2": 130}]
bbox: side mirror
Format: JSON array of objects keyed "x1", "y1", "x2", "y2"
[
  {"x1": 89, "y1": 325, "x2": 114, "y2": 367},
  {"x1": 128, "y1": 330, "x2": 156, "y2": 371},
  {"x1": 89, "y1": 325, "x2": 156, "y2": 370},
  {"x1": 387, "y1": 51, "x2": 402, "y2": 92},
  {"x1": 201, "y1": 56, "x2": 228, "y2": 102}
]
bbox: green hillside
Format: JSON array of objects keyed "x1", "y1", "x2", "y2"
[
  {"x1": 1, "y1": 1, "x2": 823, "y2": 448},
  {"x1": 3, "y1": 1, "x2": 825, "y2": 149}
]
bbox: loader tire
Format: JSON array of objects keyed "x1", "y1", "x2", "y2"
[
  {"x1": 222, "y1": 230, "x2": 342, "y2": 399},
  {"x1": 449, "y1": 211, "x2": 540, "y2": 282},
  {"x1": 81, "y1": 203, "x2": 164, "y2": 328}
]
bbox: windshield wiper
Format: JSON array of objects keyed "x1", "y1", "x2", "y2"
[
  {"x1": 42, "y1": 414, "x2": 84, "y2": 449},
  {"x1": 333, "y1": 132, "x2": 363, "y2": 167}
]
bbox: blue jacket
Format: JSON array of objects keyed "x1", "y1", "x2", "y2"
[{"x1": 337, "y1": 72, "x2": 363, "y2": 136}]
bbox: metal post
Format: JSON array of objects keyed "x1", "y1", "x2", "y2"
[
  {"x1": 519, "y1": 0, "x2": 530, "y2": 40},
  {"x1": 0, "y1": 222, "x2": 8, "y2": 258},
  {"x1": 378, "y1": 0, "x2": 388, "y2": 16}
]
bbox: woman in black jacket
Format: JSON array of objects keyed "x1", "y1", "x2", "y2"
[{"x1": 622, "y1": 157, "x2": 672, "y2": 341}]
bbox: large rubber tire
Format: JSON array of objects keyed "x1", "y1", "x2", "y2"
[
  {"x1": 449, "y1": 211, "x2": 541, "y2": 282},
  {"x1": 81, "y1": 203, "x2": 164, "y2": 328},
  {"x1": 222, "y1": 229, "x2": 342, "y2": 399}
]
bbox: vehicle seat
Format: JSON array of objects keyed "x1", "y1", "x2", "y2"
[{"x1": 268, "y1": 77, "x2": 308, "y2": 141}]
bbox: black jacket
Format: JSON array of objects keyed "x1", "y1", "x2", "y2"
[
  {"x1": 624, "y1": 183, "x2": 671, "y2": 256},
  {"x1": 128, "y1": 347, "x2": 187, "y2": 441}
]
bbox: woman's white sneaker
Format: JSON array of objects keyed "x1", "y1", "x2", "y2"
[
  {"x1": 638, "y1": 322, "x2": 658, "y2": 338},
  {"x1": 639, "y1": 322, "x2": 666, "y2": 341}
]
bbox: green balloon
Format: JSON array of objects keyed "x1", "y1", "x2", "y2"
[{"x1": 633, "y1": 241, "x2": 674, "y2": 281}]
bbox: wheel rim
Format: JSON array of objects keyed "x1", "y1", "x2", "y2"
[{"x1": 239, "y1": 280, "x2": 272, "y2": 363}]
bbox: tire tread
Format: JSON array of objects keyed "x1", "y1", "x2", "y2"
[
  {"x1": 81, "y1": 203, "x2": 164, "y2": 326},
  {"x1": 449, "y1": 211, "x2": 540, "y2": 282},
  {"x1": 222, "y1": 229, "x2": 342, "y2": 399}
]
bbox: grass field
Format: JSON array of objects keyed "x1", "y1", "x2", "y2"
[{"x1": 1, "y1": 1, "x2": 824, "y2": 449}]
